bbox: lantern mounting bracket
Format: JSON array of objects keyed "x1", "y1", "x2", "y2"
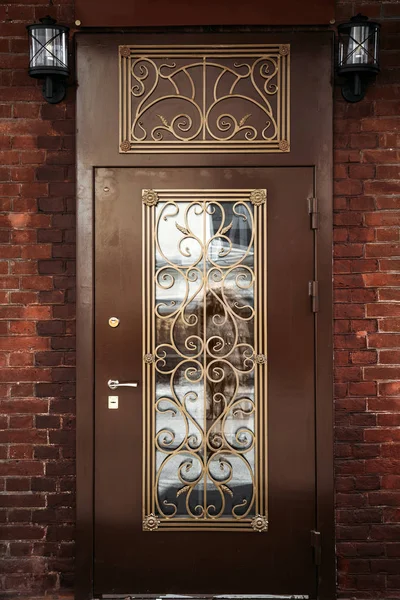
[{"x1": 43, "y1": 76, "x2": 67, "y2": 104}]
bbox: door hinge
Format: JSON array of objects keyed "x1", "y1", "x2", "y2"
[
  {"x1": 309, "y1": 280, "x2": 319, "y2": 313},
  {"x1": 311, "y1": 530, "x2": 322, "y2": 566},
  {"x1": 308, "y1": 196, "x2": 319, "y2": 229}
]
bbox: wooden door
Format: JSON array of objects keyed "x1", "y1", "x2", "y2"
[{"x1": 94, "y1": 166, "x2": 316, "y2": 597}]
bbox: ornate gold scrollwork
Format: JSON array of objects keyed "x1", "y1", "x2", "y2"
[
  {"x1": 120, "y1": 45, "x2": 290, "y2": 153},
  {"x1": 142, "y1": 189, "x2": 268, "y2": 531}
]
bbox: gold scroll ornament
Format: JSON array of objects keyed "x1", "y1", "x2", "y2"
[{"x1": 120, "y1": 45, "x2": 290, "y2": 153}]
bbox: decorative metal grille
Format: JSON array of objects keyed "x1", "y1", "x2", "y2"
[
  {"x1": 120, "y1": 45, "x2": 290, "y2": 153},
  {"x1": 142, "y1": 189, "x2": 267, "y2": 531}
]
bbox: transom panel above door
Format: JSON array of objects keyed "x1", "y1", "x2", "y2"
[
  {"x1": 119, "y1": 44, "x2": 290, "y2": 154},
  {"x1": 94, "y1": 166, "x2": 316, "y2": 596}
]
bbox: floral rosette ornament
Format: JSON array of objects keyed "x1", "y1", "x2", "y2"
[
  {"x1": 251, "y1": 514, "x2": 269, "y2": 532},
  {"x1": 142, "y1": 189, "x2": 159, "y2": 207},
  {"x1": 250, "y1": 189, "x2": 267, "y2": 206},
  {"x1": 143, "y1": 513, "x2": 160, "y2": 531},
  {"x1": 254, "y1": 353, "x2": 267, "y2": 365},
  {"x1": 120, "y1": 140, "x2": 131, "y2": 152}
]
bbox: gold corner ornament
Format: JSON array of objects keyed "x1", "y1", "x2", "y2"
[
  {"x1": 120, "y1": 140, "x2": 130, "y2": 152},
  {"x1": 143, "y1": 353, "x2": 155, "y2": 364},
  {"x1": 120, "y1": 44, "x2": 290, "y2": 154},
  {"x1": 142, "y1": 189, "x2": 159, "y2": 207},
  {"x1": 251, "y1": 514, "x2": 269, "y2": 533},
  {"x1": 143, "y1": 513, "x2": 160, "y2": 531},
  {"x1": 279, "y1": 140, "x2": 290, "y2": 152},
  {"x1": 250, "y1": 189, "x2": 267, "y2": 206},
  {"x1": 119, "y1": 45, "x2": 131, "y2": 58}
]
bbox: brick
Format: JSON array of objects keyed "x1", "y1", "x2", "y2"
[
  {"x1": 0, "y1": 398, "x2": 48, "y2": 414},
  {"x1": 380, "y1": 319, "x2": 400, "y2": 332},
  {"x1": 0, "y1": 495, "x2": 44, "y2": 509},
  {"x1": 0, "y1": 367, "x2": 51, "y2": 383},
  {"x1": 350, "y1": 351, "x2": 377, "y2": 365},
  {"x1": 382, "y1": 476, "x2": 400, "y2": 490},
  {"x1": 371, "y1": 525, "x2": 400, "y2": 541},
  {"x1": 0, "y1": 462, "x2": 43, "y2": 477},
  {"x1": 349, "y1": 382, "x2": 377, "y2": 397},
  {"x1": 348, "y1": 228, "x2": 375, "y2": 243},
  {"x1": 369, "y1": 334, "x2": 400, "y2": 348},
  {"x1": 364, "y1": 366, "x2": 400, "y2": 381},
  {"x1": 11, "y1": 261, "x2": 37, "y2": 275},
  {"x1": 350, "y1": 320, "x2": 377, "y2": 334},
  {"x1": 379, "y1": 382, "x2": 400, "y2": 396},
  {"x1": 376, "y1": 196, "x2": 400, "y2": 209},
  {"x1": 380, "y1": 350, "x2": 400, "y2": 364},
  {"x1": 367, "y1": 303, "x2": 400, "y2": 316},
  {"x1": 20, "y1": 245, "x2": 51, "y2": 259},
  {"x1": 365, "y1": 429, "x2": 400, "y2": 443},
  {"x1": 20, "y1": 276, "x2": 53, "y2": 291},
  {"x1": 365, "y1": 212, "x2": 400, "y2": 227},
  {"x1": 0, "y1": 337, "x2": 48, "y2": 351},
  {"x1": 366, "y1": 244, "x2": 400, "y2": 258},
  {"x1": 349, "y1": 196, "x2": 375, "y2": 211},
  {"x1": 376, "y1": 229, "x2": 399, "y2": 243},
  {"x1": 378, "y1": 413, "x2": 400, "y2": 427},
  {"x1": 8, "y1": 321, "x2": 36, "y2": 335},
  {"x1": 380, "y1": 289, "x2": 400, "y2": 301},
  {"x1": 348, "y1": 164, "x2": 375, "y2": 179}
]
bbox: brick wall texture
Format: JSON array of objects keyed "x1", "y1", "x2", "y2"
[
  {"x1": 0, "y1": 0, "x2": 399, "y2": 597},
  {"x1": 0, "y1": 0, "x2": 75, "y2": 594}
]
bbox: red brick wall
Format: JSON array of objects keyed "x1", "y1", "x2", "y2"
[
  {"x1": 0, "y1": 0, "x2": 399, "y2": 598},
  {"x1": 0, "y1": 0, "x2": 75, "y2": 594},
  {"x1": 334, "y1": 2, "x2": 400, "y2": 597}
]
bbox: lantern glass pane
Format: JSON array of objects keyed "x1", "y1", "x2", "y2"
[
  {"x1": 29, "y1": 26, "x2": 68, "y2": 70},
  {"x1": 339, "y1": 24, "x2": 379, "y2": 68}
]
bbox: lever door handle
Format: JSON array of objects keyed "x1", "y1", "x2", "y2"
[{"x1": 107, "y1": 379, "x2": 139, "y2": 390}]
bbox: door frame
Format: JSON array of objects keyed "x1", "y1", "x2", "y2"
[{"x1": 75, "y1": 29, "x2": 334, "y2": 600}]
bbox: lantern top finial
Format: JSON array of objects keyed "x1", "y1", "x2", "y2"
[
  {"x1": 351, "y1": 13, "x2": 369, "y2": 23},
  {"x1": 38, "y1": 16, "x2": 57, "y2": 26}
]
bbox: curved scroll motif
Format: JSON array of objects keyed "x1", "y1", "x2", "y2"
[
  {"x1": 143, "y1": 189, "x2": 268, "y2": 531},
  {"x1": 120, "y1": 45, "x2": 290, "y2": 153}
]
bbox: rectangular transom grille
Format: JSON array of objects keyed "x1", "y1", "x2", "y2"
[{"x1": 119, "y1": 45, "x2": 290, "y2": 153}]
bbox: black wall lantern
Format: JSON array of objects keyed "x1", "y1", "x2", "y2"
[
  {"x1": 27, "y1": 16, "x2": 69, "y2": 104},
  {"x1": 337, "y1": 14, "x2": 380, "y2": 103}
]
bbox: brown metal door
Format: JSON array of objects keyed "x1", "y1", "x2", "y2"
[{"x1": 94, "y1": 166, "x2": 316, "y2": 597}]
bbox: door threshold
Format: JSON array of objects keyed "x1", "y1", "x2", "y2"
[{"x1": 100, "y1": 595, "x2": 310, "y2": 599}]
